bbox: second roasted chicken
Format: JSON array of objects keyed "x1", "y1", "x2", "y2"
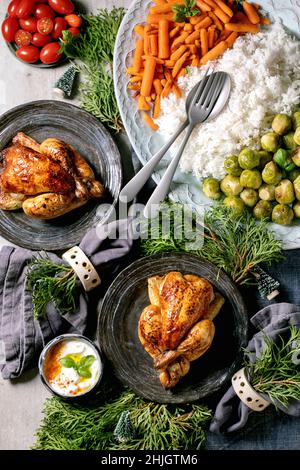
[
  {"x1": 138, "y1": 272, "x2": 225, "y2": 389},
  {"x1": 0, "y1": 132, "x2": 105, "y2": 219}
]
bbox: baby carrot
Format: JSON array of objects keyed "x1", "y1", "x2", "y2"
[
  {"x1": 143, "y1": 113, "x2": 159, "y2": 131},
  {"x1": 138, "y1": 95, "x2": 151, "y2": 111},
  {"x1": 177, "y1": 68, "x2": 186, "y2": 78},
  {"x1": 144, "y1": 35, "x2": 151, "y2": 55},
  {"x1": 208, "y1": 26, "x2": 216, "y2": 48},
  {"x1": 214, "y1": 7, "x2": 231, "y2": 24},
  {"x1": 172, "y1": 83, "x2": 182, "y2": 98},
  {"x1": 242, "y1": 1, "x2": 260, "y2": 24},
  {"x1": 188, "y1": 44, "x2": 197, "y2": 54},
  {"x1": 234, "y1": 11, "x2": 251, "y2": 24},
  {"x1": 129, "y1": 75, "x2": 142, "y2": 82},
  {"x1": 195, "y1": 16, "x2": 213, "y2": 30},
  {"x1": 185, "y1": 30, "x2": 200, "y2": 44},
  {"x1": 208, "y1": 11, "x2": 223, "y2": 30},
  {"x1": 226, "y1": 31, "x2": 238, "y2": 48},
  {"x1": 170, "y1": 44, "x2": 187, "y2": 61},
  {"x1": 134, "y1": 25, "x2": 145, "y2": 37},
  {"x1": 170, "y1": 25, "x2": 181, "y2": 38},
  {"x1": 133, "y1": 39, "x2": 144, "y2": 73},
  {"x1": 161, "y1": 80, "x2": 172, "y2": 97},
  {"x1": 200, "y1": 28, "x2": 208, "y2": 56},
  {"x1": 172, "y1": 51, "x2": 190, "y2": 77},
  {"x1": 225, "y1": 22, "x2": 260, "y2": 33},
  {"x1": 149, "y1": 4, "x2": 173, "y2": 14},
  {"x1": 200, "y1": 40, "x2": 227, "y2": 64},
  {"x1": 153, "y1": 95, "x2": 161, "y2": 119},
  {"x1": 203, "y1": 0, "x2": 218, "y2": 8},
  {"x1": 192, "y1": 56, "x2": 200, "y2": 67},
  {"x1": 164, "y1": 59, "x2": 176, "y2": 67},
  {"x1": 190, "y1": 13, "x2": 207, "y2": 24},
  {"x1": 214, "y1": 0, "x2": 233, "y2": 18},
  {"x1": 161, "y1": 78, "x2": 167, "y2": 86},
  {"x1": 171, "y1": 31, "x2": 190, "y2": 50},
  {"x1": 141, "y1": 57, "x2": 157, "y2": 96},
  {"x1": 147, "y1": 13, "x2": 174, "y2": 23},
  {"x1": 158, "y1": 20, "x2": 170, "y2": 58},
  {"x1": 260, "y1": 17, "x2": 270, "y2": 25},
  {"x1": 153, "y1": 78, "x2": 163, "y2": 95},
  {"x1": 142, "y1": 55, "x2": 164, "y2": 64},
  {"x1": 150, "y1": 34, "x2": 158, "y2": 56},
  {"x1": 196, "y1": 0, "x2": 211, "y2": 12},
  {"x1": 128, "y1": 84, "x2": 141, "y2": 90},
  {"x1": 153, "y1": 0, "x2": 167, "y2": 4},
  {"x1": 183, "y1": 23, "x2": 194, "y2": 32}
]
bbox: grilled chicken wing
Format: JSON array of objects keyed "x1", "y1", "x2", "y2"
[
  {"x1": 138, "y1": 272, "x2": 224, "y2": 389},
  {"x1": 0, "y1": 132, "x2": 105, "y2": 219}
]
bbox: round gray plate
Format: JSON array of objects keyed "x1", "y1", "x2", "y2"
[
  {"x1": 98, "y1": 253, "x2": 248, "y2": 404},
  {"x1": 0, "y1": 100, "x2": 122, "y2": 251}
]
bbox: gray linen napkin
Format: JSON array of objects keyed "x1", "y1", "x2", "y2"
[
  {"x1": 0, "y1": 219, "x2": 133, "y2": 380},
  {"x1": 209, "y1": 303, "x2": 300, "y2": 434}
]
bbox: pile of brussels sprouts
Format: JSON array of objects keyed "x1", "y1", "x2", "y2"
[{"x1": 202, "y1": 111, "x2": 300, "y2": 225}]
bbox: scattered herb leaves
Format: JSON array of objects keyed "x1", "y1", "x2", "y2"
[
  {"x1": 173, "y1": 0, "x2": 199, "y2": 22},
  {"x1": 60, "y1": 354, "x2": 96, "y2": 379}
]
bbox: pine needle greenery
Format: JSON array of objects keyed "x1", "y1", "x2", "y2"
[
  {"x1": 245, "y1": 326, "x2": 300, "y2": 409},
  {"x1": 61, "y1": 8, "x2": 125, "y2": 132},
  {"x1": 26, "y1": 255, "x2": 78, "y2": 319},
  {"x1": 141, "y1": 202, "x2": 283, "y2": 285},
  {"x1": 33, "y1": 383, "x2": 212, "y2": 450}
]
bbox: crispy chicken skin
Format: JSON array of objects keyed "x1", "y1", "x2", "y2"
[
  {"x1": 138, "y1": 272, "x2": 225, "y2": 389},
  {"x1": 0, "y1": 132, "x2": 105, "y2": 219}
]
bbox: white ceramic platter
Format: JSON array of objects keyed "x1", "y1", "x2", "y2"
[{"x1": 114, "y1": 0, "x2": 300, "y2": 249}]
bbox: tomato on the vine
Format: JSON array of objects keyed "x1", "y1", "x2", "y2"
[
  {"x1": 34, "y1": 4, "x2": 56, "y2": 20},
  {"x1": 15, "y1": 29, "x2": 32, "y2": 46},
  {"x1": 48, "y1": 0, "x2": 75, "y2": 16},
  {"x1": 52, "y1": 17, "x2": 68, "y2": 39},
  {"x1": 65, "y1": 14, "x2": 82, "y2": 28},
  {"x1": 37, "y1": 17, "x2": 54, "y2": 35},
  {"x1": 7, "y1": 0, "x2": 21, "y2": 18},
  {"x1": 2, "y1": 17, "x2": 19, "y2": 42},
  {"x1": 16, "y1": 45, "x2": 40, "y2": 63},
  {"x1": 40, "y1": 42, "x2": 62, "y2": 64},
  {"x1": 17, "y1": 0, "x2": 36, "y2": 19},
  {"x1": 68, "y1": 27, "x2": 80, "y2": 36},
  {"x1": 19, "y1": 17, "x2": 38, "y2": 33},
  {"x1": 31, "y1": 32, "x2": 52, "y2": 47}
]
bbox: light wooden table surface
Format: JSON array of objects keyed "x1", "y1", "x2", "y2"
[{"x1": 0, "y1": 0, "x2": 132, "y2": 450}]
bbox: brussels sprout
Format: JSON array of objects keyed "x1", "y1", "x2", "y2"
[
  {"x1": 273, "y1": 148, "x2": 295, "y2": 172},
  {"x1": 261, "y1": 132, "x2": 280, "y2": 153},
  {"x1": 220, "y1": 175, "x2": 243, "y2": 196},
  {"x1": 202, "y1": 178, "x2": 221, "y2": 200},
  {"x1": 294, "y1": 127, "x2": 300, "y2": 146},
  {"x1": 283, "y1": 132, "x2": 297, "y2": 151},
  {"x1": 293, "y1": 111, "x2": 300, "y2": 130},
  {"x1": 259, "y1": 184, "x2": 276, "y2": 201},
  {"x1": 272, "y1": 114, "x2": 292, "y2": 135},
  {"x1": 262, "y1": 161, "x2": 282, "y2": 185},
  {"x1": 253, "y1": 200, "x2": 272, "y2": 220},
  {"x1": 272, "y1": 204, "x2": 294, "y2": 225},
  {"x1": 289, "y1": 168, "x2": 300, "y2": 182},
  {"x1": 293, "y1": 201, "x2": 300, "y2": 218},
  {"x1": 223, "y1": 196, "x2": 245, "y2": 216},
  {"x1": 275, "y1": 179, "x2": 295, "y2": 204},
  {"x1": 293, "y1": 175, "x2": 300, "y2": 201},
  {"x1": 291, "y1": 148, "x2": 300, "y2": 167},
  {"x1": 224, "y1": 155, "x2": 242, "y2": 176},
  {"x1": 258, "y1": 150, "x2": 273, "y2": 170},
  {"x1": 238, "y1": 148, "x2": 260, "y2": 170},
  {"x1": 240, "y1": 189, "x2": 258, "y2": 207},
  {"x1": 240, "y1": 170, "x2": 262, "y2": 189}
]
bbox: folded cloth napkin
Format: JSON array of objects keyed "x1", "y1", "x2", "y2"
[
  {"x1": 209, "y1": 303, "x2": 300, "y2": 434},
  {"x1": 0, "y1": 219, "x2": 133, "y2": 380}
]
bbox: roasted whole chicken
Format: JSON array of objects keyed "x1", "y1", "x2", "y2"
[
  {"x1": 138, "y1": 272, "x2": 225, "y2": 389},
  {"x1": 0, "y1": 132, "x2": 105, "y2": 219}
]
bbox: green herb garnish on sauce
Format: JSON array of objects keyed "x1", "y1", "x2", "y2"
[{"x1": 60, "y1": 354, "x2": 96, "y2": 379}]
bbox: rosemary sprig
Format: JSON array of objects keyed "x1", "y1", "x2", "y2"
[
  {"x1": 26, "y1": 255, "x2": 78, "y2": 319},
  {"x1": 33, "y1": 384, "x2": 212, "y2": 450},
  {"x1": 141, "y1": 202, "x2": 283, "y2": 285},
  {"x1": 173, "y1": 0, "x2": 199, "y2": 22},
  {"x1": 245, "y1": 327, "x2": 300, "y2": 409}
]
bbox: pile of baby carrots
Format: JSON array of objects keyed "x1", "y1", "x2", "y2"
[{"x1": 127, "y1": 0, "x2": 269, "y2": 131}]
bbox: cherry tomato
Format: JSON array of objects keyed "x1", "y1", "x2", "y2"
[
  {"x1": 33, "y1": 4, "x2": 56, "y2": 20},
  {"x1": 48, "y1": 0, "x2": 74, "y2": 16},
  {"x1": 17, "y1": 0, "x2": 36, "y2": 19},
  {"x1": 7, "y1": 0, "x2": 21, "y2": 18},
  {"x1": 15, "y1": 29, "x2": 32, "y2": 46},
  {"x1": 19, "y1": 17, "x2": 38, "y2": 33},
  {"x1": 1, "y1": 17, "x2": 19, "y2": 42},
  {"x1": 40, "y1": 42, "x2": 62, "y2": 64},
  {"x1": 68, "y1": 27, "x2": 80, "y2": 36},
  {"x1": 31, "y1": 32, "x2": 52, "y2": 46},
  {"x1": 37, "y1": 17, "x2": 54, "y2": 35},
  {"x1": 16, "y1": 45, "x2": 40, "y2": 63},
  {"x1": 65, "y1": 14, "x2": 82, "y2": 28},
  {"x1": 52, "y1": 17, "x2": 68, "y2": 39}
]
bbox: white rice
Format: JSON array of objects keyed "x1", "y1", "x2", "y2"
[{"x1": 156, "y1": 22, "x2": 300, "y2": 180}]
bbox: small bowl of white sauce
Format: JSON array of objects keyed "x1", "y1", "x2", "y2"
[{"x1": 39, "y1": 334, "x2": 103, "y2": 399}]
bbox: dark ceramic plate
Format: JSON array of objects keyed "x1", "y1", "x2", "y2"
[
  {"x1": 0, "y1": 100, "x2": 122, "y2": 251},
  {"x1": 98, "y1": 253, "x2": 248, "y2": 404}
]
